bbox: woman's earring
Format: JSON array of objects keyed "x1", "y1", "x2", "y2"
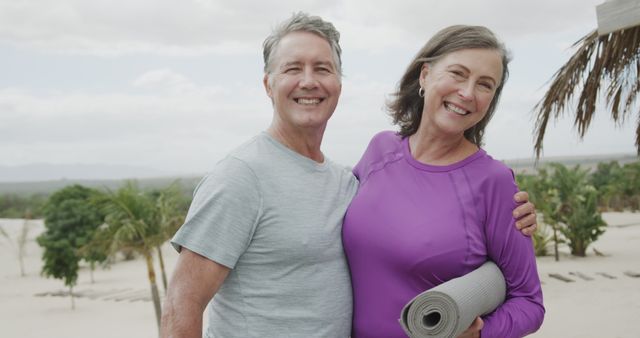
[{"x1": 418, "y1": 87, "x2": 425, "y2": 98}]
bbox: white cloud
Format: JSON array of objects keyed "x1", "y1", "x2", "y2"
[
  {"x1": 133, "y1": 68, "x2": 204, "y2": 95},
  {"x1": 1, "y1": 0, "x2": 635, "y2": 180},
  {"x1": 0, "y1": 0, "x2": 341, "y2": 55},
  {"x1": 0, "y1": 69, "x2": 273, "y2": 172},
  {"x1": 0, "y1": 0, "x2": 603, "y2": 56}
]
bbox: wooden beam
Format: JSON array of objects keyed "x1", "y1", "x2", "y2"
[{"x1": 597, "y1": 0, "x2": 640, "y2": 35}]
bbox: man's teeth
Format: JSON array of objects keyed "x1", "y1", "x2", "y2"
[
  {"x1": 445, "y1": 103, "x2": 468, "y2": 115},
  {"x1": 297, "y1": 98, "x2": 321, "y2": 105}
]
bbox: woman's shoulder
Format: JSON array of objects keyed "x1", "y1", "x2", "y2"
[
  {"x1": 467, "y1": 151, "x2": 519, "y2": 212},
  {"x1": 360, "y1": 130, "x2": 403, "y2": 159},
  {"x1": 369, "y1": 130, "x2": 403, "y2": 147},
  {"x1": 471, "y1": 150, "x2": 516, "y2": 184},
  {"x1": 353, "y1": 130, "x2": 404, "y2": 181}
]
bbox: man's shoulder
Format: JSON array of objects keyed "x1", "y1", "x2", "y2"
[
  {"x1": 196, "y1": 134, "x2": 270, "y2": 188},
  {"x1": 226, "y1": 133, "x2": 270, "y2": 163},
  {"x1": 216, "y1": 133, "x2": 283, "y2": 175}
]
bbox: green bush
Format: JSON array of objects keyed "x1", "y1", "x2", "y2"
[
  {"x1": 37, "y1": 185, "x2": 106, "y2": 309},
  {"x1": 517, "y1": 163, "x2": 609, "y2": 258}
]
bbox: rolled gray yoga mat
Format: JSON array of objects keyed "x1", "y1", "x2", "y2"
[{"x1": 399, "y1": 261, "x2": 506, "y2": 338}]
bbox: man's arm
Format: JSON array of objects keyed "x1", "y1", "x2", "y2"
[
  {"x1": 161, "y1": 248, "x2": 230, "y2": 338},
  {"x1": 512, "y1": 191, "x2": 537, "y2": 236}
]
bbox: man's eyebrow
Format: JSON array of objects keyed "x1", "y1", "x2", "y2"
[
  {"x1": 281, "y1": 61, "x2": 301, "y2": 67},
  {"x1": 315, "y1": 61, "x2": 336, "y2": 69},
  {"x1": 279, "y1": 60, "x2": 337, "y2": 71}
]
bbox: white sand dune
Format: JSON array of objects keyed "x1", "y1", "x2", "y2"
[
  {"x1": 0, "y1": 218, "x2": 169, "y2": 338},
  {"x1": 1, "y1": 212, "x2": 639, "y2": 338},
  {"x1": 533, "y1": 212, "x2": 640, "y2": 338}
]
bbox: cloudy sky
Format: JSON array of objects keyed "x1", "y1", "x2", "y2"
[{"x1": 1, "y1": 0, "x2": 636, "y2": 180}]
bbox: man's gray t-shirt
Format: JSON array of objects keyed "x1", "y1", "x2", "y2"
[{"x1": 171, "y1": 132, "x2": 359, "y2": 338}]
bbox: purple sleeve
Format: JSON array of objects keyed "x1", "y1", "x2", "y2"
[
  {"x1": 351, "y1": 136, "x2": 376, "y2": 180},
  {"x1": 352, "y1": 131, "x2": 395, "y2": 182},
  {"x1": 352, "y1": 154, "x2": 365, "y2": 181},
  {"x1": 480, "y1": 168, "x2": 545, "y2": 338}
]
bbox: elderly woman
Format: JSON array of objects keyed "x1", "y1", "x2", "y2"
[{"x1": 342, "y1": 25, "x2": 545, "y2": 338}]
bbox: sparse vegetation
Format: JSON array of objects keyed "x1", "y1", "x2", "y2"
[
  {"x1": 0, "y1": 218, "x2": 31, "y2": 277},
  {"x1": 591, "y1": 161, "x2": 640, "y2": 212},
  {"x1": 0, "y1": 193, "x2": 47, "y2": 218},
  {"x1": 517, "y1": 163, "x2": 611, "y2": 258}
]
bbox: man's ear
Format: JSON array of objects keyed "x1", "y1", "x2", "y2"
[{"x1": 263, "y1": 74, "x2": 273, "y2": 99}]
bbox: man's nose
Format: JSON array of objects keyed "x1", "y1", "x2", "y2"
[{"x1": 299, "y1": 69, "x2": 319, "y2": 89}]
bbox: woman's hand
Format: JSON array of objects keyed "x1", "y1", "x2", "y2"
[{"x1": 456, "y1": 317, "x2": 484, "y2": 338}]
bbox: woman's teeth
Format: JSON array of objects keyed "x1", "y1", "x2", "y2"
[{"x1": 445, "y1": 102, "x2": 468, "y2": 115}]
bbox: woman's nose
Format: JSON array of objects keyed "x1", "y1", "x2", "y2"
[{"x1": 457, "y1": 82, "x2": 474, "y2": 101}]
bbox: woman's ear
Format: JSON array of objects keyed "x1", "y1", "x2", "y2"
[{"x1": 419, "y1": 63, "x2": 430, "y2": 88}]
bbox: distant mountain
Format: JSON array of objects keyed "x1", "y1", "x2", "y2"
[
  {"x1": 505, "y1": 153, "x2": 639, "y2": 174},
  {"x1": 0, "y1": 176, "x2": 202, "y2": 196},
  {"x1": 1, "y1": 154, "x2": 638, "y2": 196},
  {"x1": 0, "y1": 163, "x2": 188, "y2": 183}
]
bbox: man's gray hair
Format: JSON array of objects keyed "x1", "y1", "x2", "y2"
[{"x1": 263, "y1": 12, "x2": 342, "y2": 76}]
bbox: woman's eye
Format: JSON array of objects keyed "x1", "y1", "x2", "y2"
[{"x1": 479, "y1": 82, "x2": 494, "y2": 90}]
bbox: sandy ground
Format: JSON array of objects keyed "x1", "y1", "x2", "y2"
[{"x1": 1, "y1": 212, "x2": 639, "y2": 338}]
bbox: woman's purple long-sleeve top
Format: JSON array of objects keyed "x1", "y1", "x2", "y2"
[{"x1": 342, "y1": 131, "x2": 544, "y2": 338}]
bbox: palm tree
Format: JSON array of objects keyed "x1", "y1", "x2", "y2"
[
  {"x1": 0, "y1": 217, "x2": 30, "y2": 277},
  {"x1": 533, "y1": 23, "x2": 639, "y2": 157},
  {"x1": 92, "y1": 182, "x2": 164, "y2": 331},
  {"x1": 147, "y1": 182, "x2": 188, "y2": 294},
  {"x1": 520, "y1": 167, "x2": 565, "y2": 261},
  {"x1": 516, "y1": 174, "x2": 555, "y2": 257},
  {"x1": 542, "y1": 163, "x2": 607, "y2": 257}
]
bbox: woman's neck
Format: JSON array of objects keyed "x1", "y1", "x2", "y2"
[{"x1": 408, "y1": 129, "x2": 478, "y2": 165}]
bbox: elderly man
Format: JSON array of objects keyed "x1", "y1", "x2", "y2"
[{"x1": 160, "y1": 13, "x2": 537, "y2": 338}]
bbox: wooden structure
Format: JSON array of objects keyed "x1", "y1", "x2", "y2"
[{"x1": 597, "y1": 0, "x2": 640, "y2": 35}]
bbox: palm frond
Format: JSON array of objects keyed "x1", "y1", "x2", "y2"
[
  {"x1": 533, "y1": 26, "x2": 640, "y2": 157},
  {"x1": 89, "y1": 182, "x2": 161, "y2": 255}
]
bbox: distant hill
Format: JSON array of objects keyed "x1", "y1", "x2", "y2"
[
  {"x1": 505, "y1": 153, "x2": 639, "y2": 175},
  {"x1": 1, "y1": 154, "x2": 638, "y2": 196},
  {"x1": 0, "y1": 176, "x2": 202, "y2": 196},
  {"x1": 0, "y1": 163, "x2": 187, "y2": 183}
]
